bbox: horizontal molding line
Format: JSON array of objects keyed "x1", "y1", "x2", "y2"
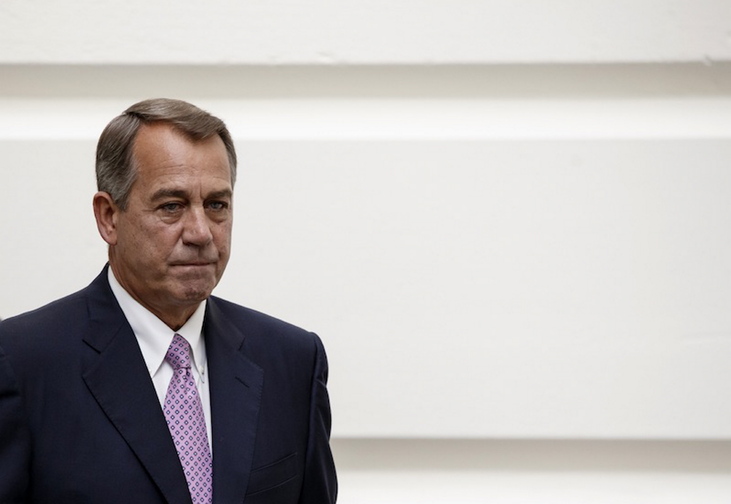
[
  {"x1": 3, "y1": 134, "x2": 731, "y2": 143},
  {"x1": 2, "y1": 63, "x2": 731, "y2": 99},
  {"x1": 1, "y1": 100, "x2": 731, "y2": 141}
]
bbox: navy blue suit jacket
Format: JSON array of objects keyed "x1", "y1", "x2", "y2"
[{"x1": 0, "y1": 267, "x2": 337, "y2": 503}]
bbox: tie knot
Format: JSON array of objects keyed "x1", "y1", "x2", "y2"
[{"x1": 165, "y1": 334, "x2": 192, "y2": 370}]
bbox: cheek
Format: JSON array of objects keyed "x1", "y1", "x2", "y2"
[
  {"x1": 136, "y1": 225, "x2": 181, "y2": 260},
  {"x1": 214, "y1": 223, "x2": 233, "y2": 247}
]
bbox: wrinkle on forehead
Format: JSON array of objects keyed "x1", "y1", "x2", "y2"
[{"x1": 131, "y1": 123, "x2": 232, "y2": 200}]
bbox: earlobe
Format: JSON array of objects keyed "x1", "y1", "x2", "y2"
[{"x1": 93, "y1": 191, "x2": 119, "y2": 245}]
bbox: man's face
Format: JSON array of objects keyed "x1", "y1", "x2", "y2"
[{"x1": 107, "y1": 123, "x2": 233, "y2": 325}]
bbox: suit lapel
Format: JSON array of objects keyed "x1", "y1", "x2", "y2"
[
  {"x1": 80, "y1": 268, "x2": 192, "y2": 504},
  {"x1": 205, "y1": 298, "x2": 264, "y2": 504}
]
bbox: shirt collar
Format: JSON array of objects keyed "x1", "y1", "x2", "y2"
[{"x1": 107, "y1": 267, "x2": 207, "y2": 379}]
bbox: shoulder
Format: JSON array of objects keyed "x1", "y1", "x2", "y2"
[
  {"x1": 0, "y1": 287, "x2": 93, "y2": 378},
  {"x1": 0, "y1": 288, "x2": 88, "y2": 342},
  {"x1": 209, "y1": 296, "x2": 310, "y2": 334},
  {"x1": 207, "y1": 296, "x2": 323, "y2": 356},
  {"x1": 0, "y1": 268, "x2": 110, "y2": 346}
]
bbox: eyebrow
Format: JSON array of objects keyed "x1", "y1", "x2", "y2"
[
  {"x1": 206, "y1": 189, "x2": 233, "y2": 200},
  {"x1": 151, "y1": 189, "x2": 188, "y2": 202},
  {"x1": 150, "y1": 188, "x2": 233, "y2": 202}
]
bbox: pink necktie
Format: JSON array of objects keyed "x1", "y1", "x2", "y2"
[{"x1": 163, "y1": 334, "x2": 213, "y2": 504}]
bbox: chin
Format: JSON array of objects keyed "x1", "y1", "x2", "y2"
[
  {"x1": 178, "y1": 281, "x2": 217, "y2": 302},
  {"x1": 179, "y1": 287, "x2": 212, "y2": 302}
]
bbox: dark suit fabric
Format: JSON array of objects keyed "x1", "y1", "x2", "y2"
[{"x1": 0, "y1": 268, "x2": 337, "y2": 503}]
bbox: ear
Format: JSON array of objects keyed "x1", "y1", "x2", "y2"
[{"x1": 93, "y1": 191, "x2": 120, "y2": 246}]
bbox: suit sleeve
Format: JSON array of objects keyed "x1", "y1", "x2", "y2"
[
  {"x1": 298, "y1": 335, "x2": 337, "y2": 504},
  {"x1": 0, "y1": 342, "x2": 31, "y2": 503}
]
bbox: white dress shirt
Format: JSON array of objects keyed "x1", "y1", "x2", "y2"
[{"x1": 107, "y1": 268, "x2": 212, "y2": 448}]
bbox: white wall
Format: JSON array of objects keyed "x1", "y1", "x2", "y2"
[
  {"x1": 2, "y1": 1, "x2": 731, "y2": 501},
  {"x1": 1, "y1": 0, "x2": 730, "y2": 63}
]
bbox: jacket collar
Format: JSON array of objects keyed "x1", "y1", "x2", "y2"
[
  {"x1": 204, "y1": 297, "x2": 264, "y2": 502},
  {"x1": 80, "y1": 266, "x2": 265, "y2": 504},
  {"x1": 81, "y1": 266, "x2": 193, "y2": 504}
]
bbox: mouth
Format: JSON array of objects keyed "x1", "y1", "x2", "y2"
[{"x1": 170, "y1": 262, "x2": 216, "y2": 268}]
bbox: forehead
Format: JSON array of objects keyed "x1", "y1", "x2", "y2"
[{"x1": 131, "y1": 123, "x2": 232, "y2": 189}]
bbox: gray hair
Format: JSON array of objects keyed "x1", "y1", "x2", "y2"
[{"x1": 95, "y1": 98, "x2": 237, "y2": 210}]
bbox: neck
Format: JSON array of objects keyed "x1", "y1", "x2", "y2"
[
  {"x1": 149, "y1": 306, "x2": 196, "y2": 332},
  {"x1": 107, "y1": 263, "x2": 200, "y2": 331}
]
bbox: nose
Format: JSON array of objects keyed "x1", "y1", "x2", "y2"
[{"x1": 182, "y1": 207, "x2": 213, "y2": 246}]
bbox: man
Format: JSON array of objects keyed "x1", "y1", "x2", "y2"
[{"x1": 0, "y1": 99, "x2": 337, "y2": 503}]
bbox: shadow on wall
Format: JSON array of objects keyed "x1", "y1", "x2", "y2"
[{"x1": 332, "y1": 439, "x2": 731, "y2": 473}]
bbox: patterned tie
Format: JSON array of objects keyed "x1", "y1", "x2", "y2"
[{"x1": 163, "y1": 334, "x2": 213, "y2": 504}]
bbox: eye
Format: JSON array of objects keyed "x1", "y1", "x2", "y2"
[
  {"x1": 160, "y1": 202, "x2": 184, "y2": 213},
  {"x1": 207, "y1": 201, "x2": 229, "y2": 211}
]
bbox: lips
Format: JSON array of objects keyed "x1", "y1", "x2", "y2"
[
  {"x1": 169, "y1": 261, "x2": 217, "y2": 272},
  {"x1": 170, "y1": 257, "x2": 217, "y2": 266}
]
